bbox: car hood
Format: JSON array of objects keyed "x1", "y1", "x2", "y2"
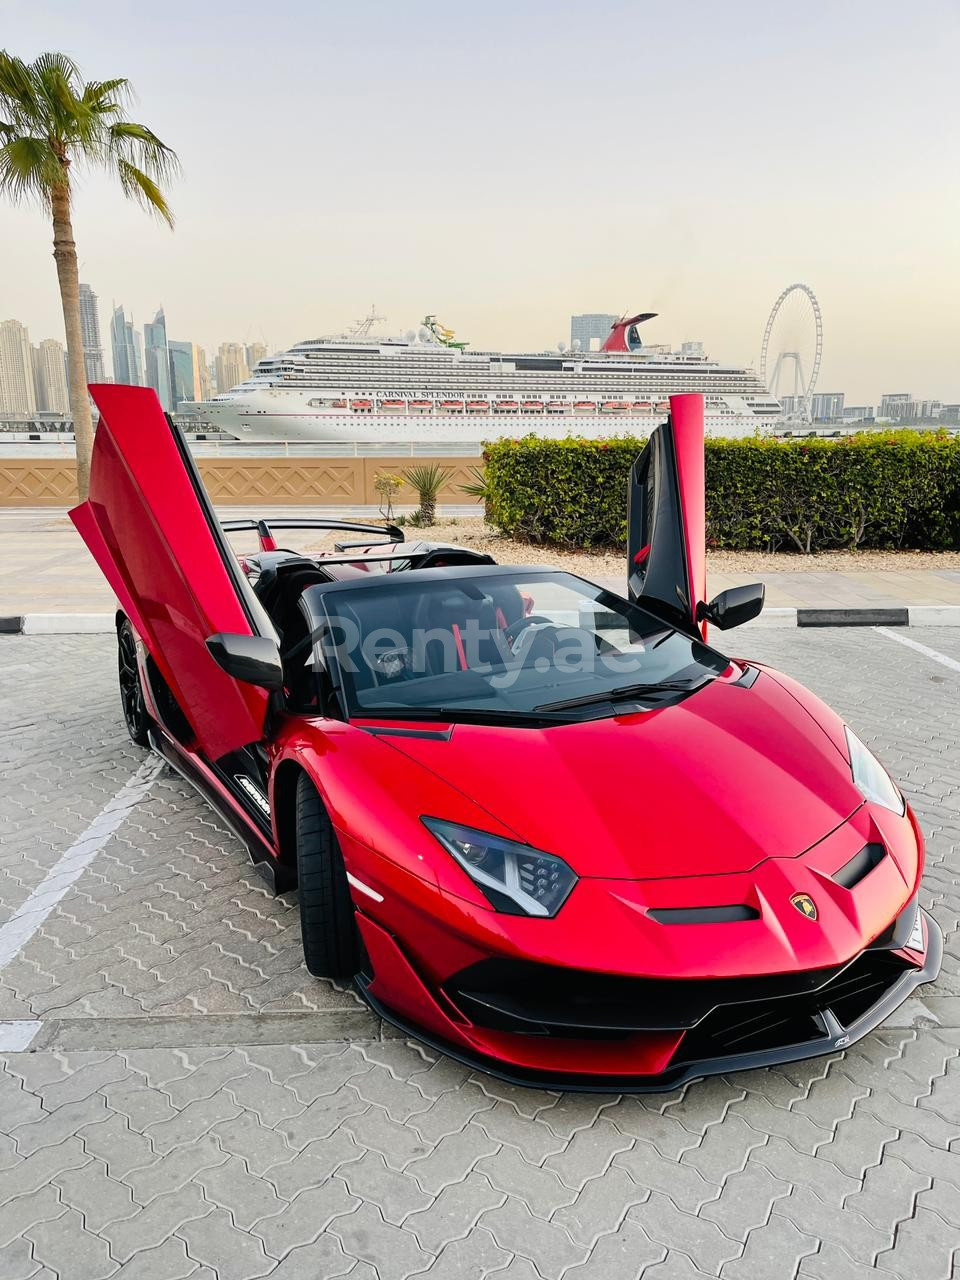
[{"x1": 379, "y1": 670, "x2": 864, "y2": 879}]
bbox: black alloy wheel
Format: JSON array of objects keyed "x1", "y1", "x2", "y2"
[{"x1": 118, "y1": 618, "x2": 151, "y2": 746}]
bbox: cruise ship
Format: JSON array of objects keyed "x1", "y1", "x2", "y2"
[{"x1": 183, "y1": 311, "x2": 781, "y2": 442}]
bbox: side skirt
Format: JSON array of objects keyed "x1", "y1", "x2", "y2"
[{"x1": 147, "y1": 728, "x2": 296, "y2": 894}]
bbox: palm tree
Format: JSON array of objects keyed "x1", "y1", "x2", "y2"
[{"x1": 0, "y1": 51, "x2": 179, "y2": 499}]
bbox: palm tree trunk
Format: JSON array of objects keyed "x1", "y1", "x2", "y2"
[{"x1": 51, "y1": 182, "x2": 95, "y2": 502}]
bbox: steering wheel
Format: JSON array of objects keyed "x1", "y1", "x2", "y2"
[{"x1": 504, "y1": 614, "x2": 557, "y2": 645}]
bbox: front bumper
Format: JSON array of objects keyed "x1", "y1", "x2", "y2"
[{"x1": 355, "y1": 907, "x2": 943, "y2": 1092}]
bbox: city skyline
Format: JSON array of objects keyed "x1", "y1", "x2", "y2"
[{"x1": 2, "y1": 1, "x2": 958, "y2": 405}]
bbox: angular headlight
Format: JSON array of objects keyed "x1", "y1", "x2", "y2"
[
  {"x1": 845, "y1": 728, "x2": 905, "y2": 816},
  {"x1": 422, "y1": 817, "x2": 577, "y2": 917}
]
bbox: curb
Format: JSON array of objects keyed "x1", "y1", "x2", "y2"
[
  {"x1": 743, "y1": 606, "x2": 960, "y2": 629},
  {"x1": 1, "y1": 614, "x2": 116, "y2": 634},
  {"x1": 2, "y1": 607, "x2": 960, "y2": 634}
]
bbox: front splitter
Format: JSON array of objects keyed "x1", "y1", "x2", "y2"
[{"x1": 355, "y1": 912, "x2": 943, "y2": 1094}]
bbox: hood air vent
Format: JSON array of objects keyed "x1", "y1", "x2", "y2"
[{"x1": 833, "y1": 843, "x2": 886, "y2": 890}]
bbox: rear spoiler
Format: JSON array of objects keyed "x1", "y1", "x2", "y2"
[{"x1": 220, "y1": 516, "x2": 404, "y2": 552}]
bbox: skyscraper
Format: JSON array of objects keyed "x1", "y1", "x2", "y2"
[
  {"x1": 78, "y1": 283, "x2": 106, "y2": 383},
  {"x1": 32, "y1": 339, "x2": 70, "y2": 412},
  {"x1": 168, "y1": 339, "x2": 201, "y2": 409},
  {"x1": 144, "y1": 308, "x2": 172, "y2": 411},
  {"x1": 0, "y1": 319, "x2": 37, "y2": 415},
  {"x1": 215, "y1": 343, "x2": 249, "y2": 394},
  {"x1": 111, "y1": 305, "x2": 144, "y2": 387},
  {"x1": 246, "y1": 341, "x2": 267, "y2": 372},
  {"x1": 196, "y1": 347, "x2": 214, "y2": 402},
  {"x1": 570, "y1": 313, "x2": 617, "y2": 353}
]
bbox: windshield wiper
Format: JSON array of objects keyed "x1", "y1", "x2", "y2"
[
  {"x1": 534, "y1": 676, "x2": 713, "y2": 713},
  {"x1": 354, "y1": 705, "x2": 570, "y2": 726}
]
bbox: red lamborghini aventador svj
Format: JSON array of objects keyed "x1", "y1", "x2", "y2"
[{"x1": 70, "y1": 385, "x2": 941, "y2": 1090}]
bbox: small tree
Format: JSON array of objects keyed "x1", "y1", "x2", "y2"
[
  {"x1": 0, "y1": 51, "x2": 179, "y2": 500},
  {"x1": 403, "y1": 463, "x2": 450, "y2": 526},
  {"x1": 373, "y1": 471, "x2": 403, "y2": 520}
]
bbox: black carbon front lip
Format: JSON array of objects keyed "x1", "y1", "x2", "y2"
[{"x1": 355, "y1": 912, "x2": 943, "y2": 1094}]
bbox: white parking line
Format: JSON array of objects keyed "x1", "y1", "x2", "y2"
[
  {"x1": 0, "y1": 1020, "x2": 43, "y2": 1051},
  {"x1": 0, "y1": 757, "x2": 163, "y2": 972},
  {"x1": 875, "y1": 626, "x2": 960, "y2": 675}
]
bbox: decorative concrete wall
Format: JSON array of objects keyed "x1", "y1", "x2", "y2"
[{"x1": 0, "y1": 457, "x2": 480, "y2": 507}]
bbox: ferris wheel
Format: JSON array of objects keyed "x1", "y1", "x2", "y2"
[{"x1": 760, "y1": 284, "x2": 823, "y2": 422}]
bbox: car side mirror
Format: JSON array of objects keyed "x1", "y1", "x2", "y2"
[
  {"x1": 206, "y1": 633, "x2": 284, "y2": 689},
  {"x1": 697, "y1": 583, "x2": 765, "y2": 630}
]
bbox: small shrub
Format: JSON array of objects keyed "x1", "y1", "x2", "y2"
[{"x1": 403, "y1": 463, "x2": 451, "y2": 527}]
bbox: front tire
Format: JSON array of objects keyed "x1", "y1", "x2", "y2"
[
  {"x1": 295, "y1": 773, "x2": 359, "y2": 978},
  {"x1": 117, "y1": 618, "x2": 151, "y2": 747}
]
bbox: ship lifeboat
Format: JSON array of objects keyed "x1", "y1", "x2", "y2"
[
  {"x1": 409, "y1": 399, "x2": 432, "y2": 411},
  {"x1": 466, "y1": 400, "x2": 488, "y2": 412},
  {"x1": 574, "y1": 400, "x2": 597, "y2": 412},
  {"x1": 495, "y1": 400, "x2": 519, "y2": 411},
  {"x1": 332, "y1": 398, "x2": 348, "y2": 409},
  {"x1": 439, "y1": 399, "x2": 464, "y2": 412},
  {"x1": 633, "y1": 401, "x2": 652, "y2": 411},
  {"x1": 546, "y1": 401, "x2": 569, "y2": 412},
  {"x1": 655, "y1": 400, "x2": 669, "y2": 411},
  {"x1": 350, "y1": 399, "x2": 373, "y2": 411},
  {"x1": 520, "y1": 400, "x2": 544, "y2": 412},
  {"x1": 379, "y1": 399, "x2": 406, "y2": 412},
  {"x1": 600, "y1": 401, "x2": 630, "y2": 412}
]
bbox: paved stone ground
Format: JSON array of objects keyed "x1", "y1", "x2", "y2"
[{"x1": 0, "y1": 629, "x2": 958, "y2": 1279}]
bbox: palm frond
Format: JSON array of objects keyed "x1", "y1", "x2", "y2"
[
  {"x1": 115, "y1": 156, "x2": 174, "y2": 225},
  {"x1": 109, "y1": 120, "x2": 180, "y2": 182},
  {"x1": 0, "y1": 135, "x2": 63, "y2": 203},
  {"x1": 0, "y1": 52, "x2": 44, "y2": 130}
]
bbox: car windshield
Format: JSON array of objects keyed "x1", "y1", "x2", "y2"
[{"x1": 310, "y1": 571, "x2": 730, "y2": 724}]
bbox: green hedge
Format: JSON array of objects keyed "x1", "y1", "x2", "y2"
[{"x1": 482, "y1": 431, "x2": 960, "y2": 552}]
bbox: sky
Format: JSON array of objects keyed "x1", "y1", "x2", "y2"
[{"x1": 2, "y1": 0, "x2": 959, "y2": 403}]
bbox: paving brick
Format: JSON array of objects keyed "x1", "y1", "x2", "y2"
[
  {"x1": 330, "y1": 1202, "x2": 434, "y2": 1278},
  {"x1": 798, "y1": 1242, "x2": 899, "y2": 1280},
  {"x1": 719, "y1": 1214, "x2": 817, "y2": 1280},
  {"x1": 402, "y1": 1125, "x2": 499, "y2": 1195},
  {"x1": 26, "y1": 1206, "x2": 118, "y2": 1280},
  {"x1": 0, "y1": 1136, "x2": 88, "y2": 1206},
  {"x1": 264, "y1": 1130, "x2": 364, "y2": 1200},
  {"x1": 474, "y1": 1102, "x2": 567, "y2": 1163},
  {"x1": 11, "y1": 1092, "x2": 110, "y2": 1155},
  {"x1": 100, "y1": 1184, "x2": 211, "y2": 1262},
  {"x1": 124, "y1": 1132, "x2": 230, "y2": 1204},
  {"x1": 260, "y1": 1236, "x2": 356, "y2": 1279},
  {"x1": 481, "y1": 1197, "x2": 589, "y2": 1280},
  {"x1": 681, "y1": 1113, "x2": 766, "y2": 1183},
  {"x1": 402, "y1": 1171, "x2": 504, "y2": 1253},
  {"x1": 278, "y1": 1086, "x2": 369, "y2": 1152},
  {"x1": 339, "y1": 1149, "x2": 433, "y2": 1224},
  {"x1": 560, "y1": 1217, "x2": 665, "y2": 1280},
  {"x1": 110, "y1": 1238, "x2": 198, "y2": 1279},
  {"x1": 772, "y1": 1185, "x2": 890, "y2": 1263},
  {"x1": 614, "y1": 1139, "x2": 720, "y2": 1213},
  {"x1": 408, "y1": 1225, "x2": 509, "y2": 1279},
  {"x1": 197, "y1": 1155, "x2": 288, "y2": 1230},
  {"x1": 876, "y1": 1206, "x2": 959, "y2": 1280},
  {"x1": 178, "y1": 1207, "x2": 276, "y2": 1278},
  {"x1": 253, "y1": 1180, "x2": 359, "y2": 1257},
  {"x1": 144, "y1": 1092, "x2": 241, "y2": 1154},
  {"x1": 0, "y1": 1233, "x2": 48, "y2": 1280},
  {"x1": 54, "y1": 1156, "x2": 139, "y2": 1232},
  {"x1": 543, "y1": 1117, "x2": 634, "y2": 1190},
  {"x1": 551, "y1": 1165, "x2": 647, "y2": 1247},
  {"x1": 630, "y1": 1193, "x2": 742, "y2": 1274},
  {"x1": 844, "y1": 1153, "x2": 931, "y2": 1230},
  {"x1": 475, "y1": 1145, "x2": 576, "y2": 1219},
  {"x1": 212, "y1": 1110, "x2": 297, "y2": 1176},
  {"x1": 0, "y1": 1185, "x2": 65, "y2": 1248}
]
